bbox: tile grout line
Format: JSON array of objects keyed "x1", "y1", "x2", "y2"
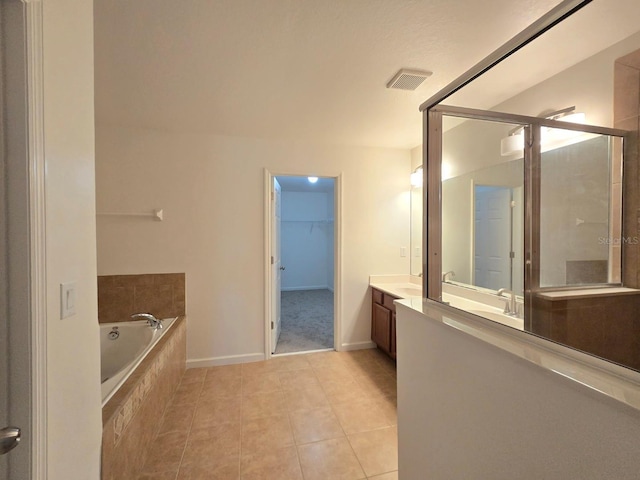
[
  {"x1": 175, "y1": 373, "x2": 205, "y2": 479},
  {"x1": 239, "y1": 371, "x2": 246, "y2": 479}
]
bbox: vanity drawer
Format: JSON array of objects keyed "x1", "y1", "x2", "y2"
[
  {"x1": 383, "y1": 293, "x2": 397, "y2": 310},
  {"x1": 372, "y1": 288, "x2": 384, "y2": 305}
]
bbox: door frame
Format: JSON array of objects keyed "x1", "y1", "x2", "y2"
[
  {"x1": 263, "y1": 169, "x2": 342, "y2": 358},
  {"x1": 3, "y1": 0, "x2": 47, "y2": 477}
]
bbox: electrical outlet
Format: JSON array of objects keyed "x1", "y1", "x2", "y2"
[{"x1": 400, "y1": 247, "x2": 407, "y2": 257}]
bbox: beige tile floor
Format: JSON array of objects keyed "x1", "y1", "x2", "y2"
[{"x1": 137, "y1": 348, "x2": 398, "y2": 480}]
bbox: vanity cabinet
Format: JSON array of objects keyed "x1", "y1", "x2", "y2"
[{"x1": 371, "y1": 288, "x2": 397, "y2": 359}]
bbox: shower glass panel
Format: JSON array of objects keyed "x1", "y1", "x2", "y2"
[{"x1": 539, "y1": 131, "x2": 623, "y2": 287}]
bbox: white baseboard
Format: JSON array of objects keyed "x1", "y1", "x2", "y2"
[
  {"x1": 186, "y1": 353, "x2": 265, "y2": 368},
  {"x1": 340, "y1": 341, "x2": 376, "y2": 351},
  {"x1": 281, "y1": 285, "x2": 328, "y2": 292}
]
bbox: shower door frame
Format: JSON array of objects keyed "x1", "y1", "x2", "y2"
[{"x1": 425, "y1": 104, "x2": 626, "y2": 326}]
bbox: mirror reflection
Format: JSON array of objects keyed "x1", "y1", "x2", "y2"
[{"x1": 441, "y1": 117, "x2": 524, "y2": 296}]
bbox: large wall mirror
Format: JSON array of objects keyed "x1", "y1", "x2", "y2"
[{"x1": 423, "y1": 0, "x2": 640, "y2": 372}]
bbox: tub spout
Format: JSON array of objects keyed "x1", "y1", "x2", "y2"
[{"x1": 131, "y1": 313, "x2": 163, "y2": 330}]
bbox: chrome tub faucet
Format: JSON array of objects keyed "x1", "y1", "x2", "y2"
[{"x1": 131, "y1": 313, "x2": 163, "y2": 330}]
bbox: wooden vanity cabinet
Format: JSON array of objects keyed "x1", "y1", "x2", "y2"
[{"x1": 371, "y1": 287, "x2": 397, "y2": 360}]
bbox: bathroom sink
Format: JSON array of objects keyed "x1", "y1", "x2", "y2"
[{"x1": 395, "y1": 287, "x2": 422, "y2": 297}]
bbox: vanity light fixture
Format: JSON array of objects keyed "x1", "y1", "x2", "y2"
[
  {"x1": 500, "y1": 106, "x2": 587, "y2": 156},
  {"x1": 500, "y1": 128, "x2": 525, "y2": 156},
  {"x1": 308, "y1": 176, "x2": 318, "y2": 184},
  {"x1": 410, "y1": 166, "x2": 423, "y2": 187}
]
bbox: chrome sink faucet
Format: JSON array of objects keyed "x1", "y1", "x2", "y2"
[
  {"x1": 497, "y1": 288, "x2": 518, "y2": 317},
  {"x1": 131, "y1": 313, "x2": 163, "y2": 330},
  {"x1": 442, "y1": 271, "x2": 455, "y2": 282}
]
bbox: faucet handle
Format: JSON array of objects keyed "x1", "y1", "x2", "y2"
[{"x1": 498, "y1": 296, "x2": 511, "y2": 314}]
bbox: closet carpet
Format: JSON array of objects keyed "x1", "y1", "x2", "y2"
[{"x1": 275, "y1": 289, "x2": 334, "y2": 354}]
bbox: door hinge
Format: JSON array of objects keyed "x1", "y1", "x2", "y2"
[
  {"x1": 510, "y1": 251, "x2": 515, "y2": 259},
  {"x1": 271, "y1": 256, "x2": 274, "y2": 265},
  {"x1": 271, "y1": 321, "x2": 274, "y2": 329},
  {"x1": 271, "y1": 191, "x2": 274, "y2": 201}
]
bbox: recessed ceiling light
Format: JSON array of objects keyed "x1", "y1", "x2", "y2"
[{"x1": 308, "y1": 176, "x2": 318, "y2": 184}]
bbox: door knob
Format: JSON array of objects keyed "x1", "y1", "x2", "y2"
[
  {"x1": 280, "y1": 266, "x2": 286, "y2": 271},
  {"x1": 0, "y1": 427, "x2": 21, "y2": 455}
]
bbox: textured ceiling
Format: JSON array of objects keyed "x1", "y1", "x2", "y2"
[{"x1": 94, "y1": 0, "x2": 639, "y2": 150}]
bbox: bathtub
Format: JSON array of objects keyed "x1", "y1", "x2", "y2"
[{"x1": 100, "y1": 317, "x2": 177, "y2": 406}]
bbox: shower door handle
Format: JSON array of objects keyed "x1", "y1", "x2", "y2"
[{"x1": 0, "y1": 427, "x2": 21, "y2": 455}]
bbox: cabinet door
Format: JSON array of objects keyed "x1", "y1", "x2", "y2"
[{"x1": 372, "y1": 303, "x2": 392, "y2": 353}]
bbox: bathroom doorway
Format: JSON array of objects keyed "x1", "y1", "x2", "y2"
[{"x1": 265, "y1": 172, "x2": 340, "y2": 356}]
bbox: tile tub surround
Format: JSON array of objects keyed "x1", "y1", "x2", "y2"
[
  {"x1": 98, "y1": 273, "x2": 186, "y2": 323},
  {"x1": 102, "y1": 316, "x2": 186, "y2": 480},
  {"x1": 135, "y1": 348, "x2": 398, "y2": 479}
]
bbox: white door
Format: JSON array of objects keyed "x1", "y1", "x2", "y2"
[
  {"x1": 271, "y1": 178, "x2": 282, "y2": 353},
  {"x1": 474, "y1": 185, "x2": 512, "y2": 290},
  {"x1": 1, "y1": 1, "x2": 32, "y2": 476},
  {"x1": 0, "y1": 98, "x2": 8, "y2": 479}
]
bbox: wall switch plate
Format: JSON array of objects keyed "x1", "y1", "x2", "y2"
[
  {"x1": 400, "y1": 247, "x2": 407, "y2": 257},
  {"x1": 60, "y1": 281, "x2": 77, "y2": 319},
  {"x1": 415, "y1": 247, "x2": 421, "y2": 257}
]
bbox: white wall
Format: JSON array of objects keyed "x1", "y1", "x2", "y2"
[
  {"x1": 43, "y1": 0, "x2": 102, "y2": 477},
  {"x1": 96, "y1": 126, "x2": 411, "y2": 362},
  {"x1": 397, "y1": 303, "x2": 640, "y2": 479},
  {"x1": 280, "y1": 191, "x2": 333, "y2": 291},
  {"x1": 410, "y1": 145, "x2": 422, "y2": 276}
]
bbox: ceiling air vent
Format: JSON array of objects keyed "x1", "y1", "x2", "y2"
[{"x1": 386, "y1": 68, "x2": 432, "y2": 91}]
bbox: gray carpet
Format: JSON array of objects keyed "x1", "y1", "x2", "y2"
[{"x1": 275, "y1": 289, "x2": 334, "y2": 354}]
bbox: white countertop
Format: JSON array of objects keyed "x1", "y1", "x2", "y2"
[
  {"x1": 537, "y1": 287, "x2": 640, "y2": 300},
  {"x1": 369, "y1": 275, "x2": 422, "y2": 299}
]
